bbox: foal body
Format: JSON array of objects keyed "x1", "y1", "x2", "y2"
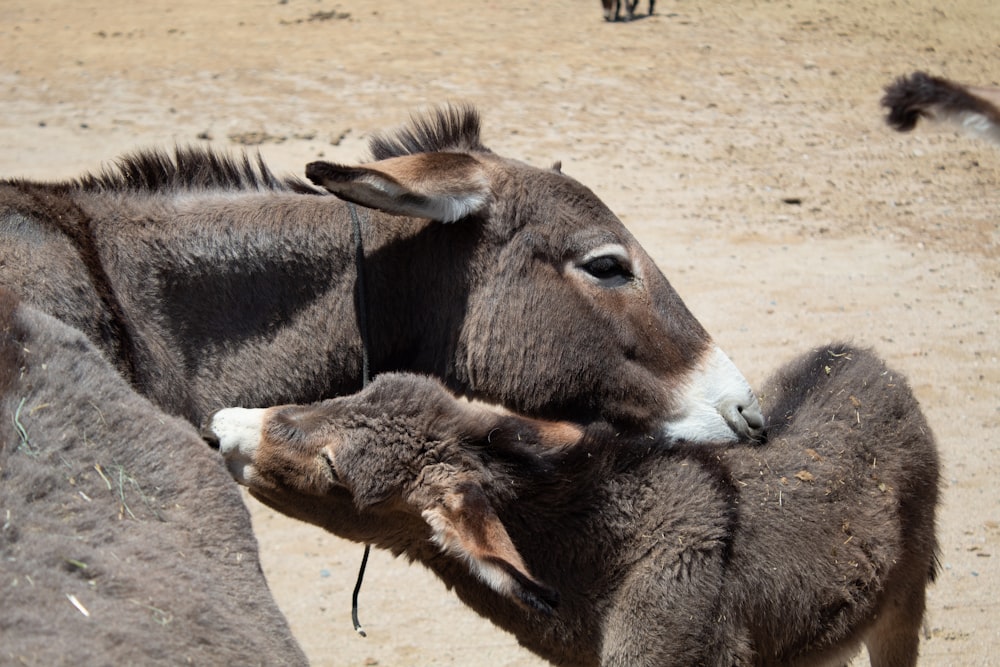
[{"x1": 206, "y1": 345, "x2": 939, "y2": 667}]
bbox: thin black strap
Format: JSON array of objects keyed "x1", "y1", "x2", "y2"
[
  {"x1": 347, "y1": 201, "x2": 372, "y2": 638},
  {"x1": 351, "y1": 542, "x2": 371, "y2": 637}
]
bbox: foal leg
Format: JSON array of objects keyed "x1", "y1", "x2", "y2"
[
  {"x1": 599, "y1": 555, "x2": 740, "y2": 667},
  {"x1": 863, "y1": 561, "x2": 930, "y2": 667}
]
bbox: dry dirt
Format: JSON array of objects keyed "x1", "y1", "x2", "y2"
[{"x1": 2, "y1": 0, "x2": 998, "y2": 664}]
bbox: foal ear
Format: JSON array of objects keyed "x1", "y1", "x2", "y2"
[
  {"x1": 422, "y1": 482, "x2": 559, "y2": 615},
  {"x1": 305, "y1": 153, "x2": 491, "y2": 223}
]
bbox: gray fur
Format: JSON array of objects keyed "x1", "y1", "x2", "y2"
[{"x1": 0, "y1": 290, "x2": 306, "y2": 666}]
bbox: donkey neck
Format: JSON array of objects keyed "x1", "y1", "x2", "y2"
[{"x1": 359, "y1": 211, "x2": 486, "y2": 384}]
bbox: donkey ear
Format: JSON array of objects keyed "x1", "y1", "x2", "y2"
[
  {"x1": 305, "y1": 153, "x2": 490, "y2": 223},
  {"x1": 421, "y1": 482, "x2": 559, "y2": 615}
]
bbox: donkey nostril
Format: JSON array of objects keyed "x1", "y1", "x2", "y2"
[
  {"x1": 721, "y1": 399, "x2": 766, "y2": 442},
  {"x1": 740, "y1": 404, "x2": 765, "y2": 431}
]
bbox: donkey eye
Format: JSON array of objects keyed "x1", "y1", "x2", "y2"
[{"x1": 581, "y1": 256, "x2": 633, "y2": 286}]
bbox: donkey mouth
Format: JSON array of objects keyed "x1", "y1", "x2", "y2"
[{"x1": 662, "y1": 345, "x2": 765, "y2": 444}]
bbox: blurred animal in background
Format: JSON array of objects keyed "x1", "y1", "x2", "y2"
[
  {"x1": 882, "y1": 71, "x2": 1000, "y2": 146},
  {"x1": 601, "y1": 0, "x2": 654, "y2": 22}
]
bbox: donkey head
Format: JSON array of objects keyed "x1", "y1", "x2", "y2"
[
  {"x1": 306, "y1": 106, "x2": 763, "y2": 443},
  {"x1": 204, "y1": 373, "x2": 571, "y2": 615}
]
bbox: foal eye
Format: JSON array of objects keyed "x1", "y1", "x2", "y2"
[
  {"x1": 321, "y1": 449, "x2": 340, "y2": 482},
  {"x1": 581, "y1": 256, "x2": 633, "y2": 287}
]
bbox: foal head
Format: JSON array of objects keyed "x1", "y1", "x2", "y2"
[{"x1": 204, "y1": 374, "x2": 577, "y2": 614}]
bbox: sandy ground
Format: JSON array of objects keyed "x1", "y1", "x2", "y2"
[{"x1": 2, "y1": 0, "x2": 998, "y2": 664}]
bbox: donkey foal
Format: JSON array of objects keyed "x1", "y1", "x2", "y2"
[{"x1": 205, "y1": 345, "x2": 940, "y2": 667}]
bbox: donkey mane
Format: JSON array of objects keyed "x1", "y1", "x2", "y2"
[
  {"x1": 67, "y1": 106, "x2": 489, "y2": 194},
  {"x1": 368, "y1": 104, "x2": 491, "y2": 160},
  {"x1": 71, "y1": 146, "x2": 320, "y2": 195}
]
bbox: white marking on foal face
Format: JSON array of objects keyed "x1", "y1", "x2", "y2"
[
  {"x1": 208, "y1": 408, "x2": 267, "y2": 484},
  {"x1": 662, "y1": 345, "x2": 764, "y2": 443}
]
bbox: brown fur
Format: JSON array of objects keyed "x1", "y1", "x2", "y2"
[
  {"x1": 0, "y1": 105, "x2": 748, "y2": 440},
  {"x1": 208, "y1": 344, "x2": 940, "y2": 666},
  {"x1": 0, "y1": 288, "x2": 305, "y2": 665}
]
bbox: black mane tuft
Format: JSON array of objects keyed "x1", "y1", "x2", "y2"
[
  {"x1": 73, "y1": 146, "x2": 320, "y2": 194},
  {"x1": 368, "y1": 105, "x2": 490, "y2": 160},
  {"x1": 67, "y1": 107, "x2": 490, "y2": 194}
]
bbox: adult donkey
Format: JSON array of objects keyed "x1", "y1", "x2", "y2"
[
  {"x1": 0, "y1": 105, "x2": 762, "y2": 441},
  {"x1": 0, "y1": 287, "x2": 306, "y2": 666}
]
